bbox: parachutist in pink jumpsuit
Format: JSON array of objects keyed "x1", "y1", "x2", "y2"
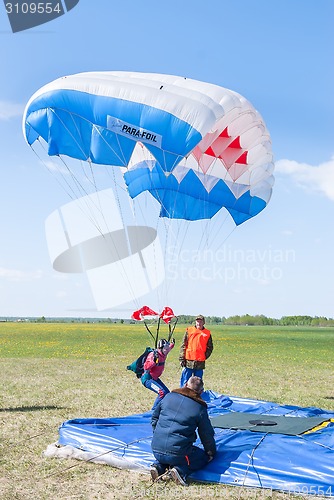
[{"x1": 141, "y1": 339, "x2": 175, "y2": 410}]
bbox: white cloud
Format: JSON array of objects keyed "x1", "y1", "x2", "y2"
[
  {"x1": 0, "y1": 267, "x2": 42, "y2": 282},
  {"x1": 281, "y1": 229, "x2": 293, "y2": 236},
  {"x1": 53, "y1": 273, "x2": 70, "y2": 281},
  {"x1": 0, "y1": 101, "x2": 24, "y2": 120},
  {"x1": 275, "y1": 157, "x2": 334, "y2": 201}
]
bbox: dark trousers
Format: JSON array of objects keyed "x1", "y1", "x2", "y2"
[{"x1": 152, "y1": 445, "x2": 209, "y2": 479}]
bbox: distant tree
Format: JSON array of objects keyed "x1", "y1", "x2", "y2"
[
  {"x1": 227, "y1": 315, "x2": 241, "y2": 325},
  {"x1": 210, "y1": 316, "x2": 222, "y2": 324}
]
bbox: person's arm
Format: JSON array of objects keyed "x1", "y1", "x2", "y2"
[
  {"x1": 165, "y1": 341, "x2": 175, "y2": 355},
  {"x1": 143, "y1": 351, "x2": 156, "y2": 372},
  {"x1": 151, "y1": 402, "x2": 161, "y2": 431},
  {"x1": 205, "y1": 335, "x2": 213, "y2": 359},
  {"x1": 198, "y1": 411, "x2": 216, "y2": 456},
  {"x1": 179, "y1": 331, "x2": 188, "y2": 366}
]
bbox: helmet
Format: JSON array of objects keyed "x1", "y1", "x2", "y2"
[{"x1": 157, "y1": 338, "x2": 168, "y2": 349}]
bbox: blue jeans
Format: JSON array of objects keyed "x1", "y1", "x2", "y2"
[
  {"x1": 143, "y1": 377, "x2": 170, "y2": 410},
  {"x1": 152, "y1": 446, "x2": 209, "y2": 479},
  {"x1": 180, "y1": 367, "x2": 204, "y2": 387}
]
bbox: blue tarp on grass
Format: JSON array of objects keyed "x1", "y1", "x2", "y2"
[{"x1": 55, "y1": 392, "x2": 334, "y2": 496}]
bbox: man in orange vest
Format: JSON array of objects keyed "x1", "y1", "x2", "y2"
[{"x1": 179, "y1": 315, "x2": 213, "y2": 387}]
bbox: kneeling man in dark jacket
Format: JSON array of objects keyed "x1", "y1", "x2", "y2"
[{"x1": 150, "y1": 375, "x2": 216, "y2": 486}]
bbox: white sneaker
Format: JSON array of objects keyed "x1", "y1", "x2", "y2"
[
  {"x1": 169, "y1": 467, "x2": 188, "y2": 486},
  {"x1": 150, "y1": 465, "x2": 160, "y2": 482}
]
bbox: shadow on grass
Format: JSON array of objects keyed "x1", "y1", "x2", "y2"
[
  {"x1": 0, "y1": 405, "x2": 67, "y2": 412},
  {"x1": 324, "y1": 396, "x2": 334, "y2": 400}
]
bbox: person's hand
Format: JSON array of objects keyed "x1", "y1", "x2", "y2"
[
  {"x1": 206, "y1": 451, "x2": 214, "y2": 462},
  {"x1": 171, "y1": 338, "x2": 175, "y2": 344}
]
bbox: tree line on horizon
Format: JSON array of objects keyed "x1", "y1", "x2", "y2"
[
  {"x1": 6, "y1": 314, "x2": 334, "y2": 327},
  {"x1": 176, "y1": 314, "x2": 334, "y2": 327}
]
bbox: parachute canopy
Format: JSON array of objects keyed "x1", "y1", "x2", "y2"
[
  {"x1": 131, "y1": 305, "x2": 175, "y2": 324},
  {"x1": 131, "y1": 306, "x2": 159, "y2": 322},
  {"x1": 23, "y1": 71, "x2": 274, "y2": 226}
]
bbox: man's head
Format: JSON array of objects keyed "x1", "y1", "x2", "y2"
[
  {"x1": 186, "y1": 376, "x2": 204, "y2": 394},
  {"x1": 195, "y1": 314, "x2": 205, "y2": 329}
]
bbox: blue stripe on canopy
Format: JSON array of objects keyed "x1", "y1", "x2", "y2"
[
  {"x1": 24, "y1": 90, "x2": 202, "y2": 171},
  {"x1": 124, "y1": 164, "x2": 267, "y2": 223}
]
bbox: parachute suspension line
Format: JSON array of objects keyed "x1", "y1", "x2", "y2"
[
  {"x1": 125, "y1": 160, "x2": 166, "y2": 311},
  {"x1": 124, "y1": 171, "x2": 164, "y2": 309},
  {"x1": 153, "y1": 215, "x2": 169, "y2": 311},
  {"x1": 97, "y1": 137, "x2": 171, "y2": 311},
  {"x1": 144, "y1": 155, "x2": 188, "y2": 309},
  {"x1": 92, "y1": 123, "x2": 128, "y2": 167},
  {"x1": 153, "y1": 217, "x2": 167, "y2": 312},
  {"x1": 82, "y1": 159, "x2": 125, "y2": 238},
  {"x1": 105, "y1": 153, "x2": 165, "y2": 312},
  {"x1": 162, "y1": 157, "x2": 211, "y2": 309},
  {"x1": 86, "y1": 158, "x2": 101, "y2": 195},
  {"x1": 128, "y1": 184, "x2": 165, "y2": 311},
  {"x1": 143, "y1": 321, "x2": 156, "y2": 345},
  {"x1": 48, "y1": 110, "x2": 128, "y2": 191},
  {"x1": 237, "y1": 434, "x2": 267, "y2": 497},
  {"x1": 50, "y1": 108, "x2": 90, "y2": 162},
  {"x1": 162, "y1": 216, "x2": 191, "y2": 310},
  {"x1": 55, "y1": 109, "x2": 131, "y2": 173},
  {"x1": 81, "y1": 131, "x2": 156, "y2": 310},
  {"x1": 155, "y1": 316, "x2": 161, "y2": 348},
  {"x1": 31, "y1": 140, "x2": 113, "y2": 235},
  {"x1": 8, "y1": 429, "x2": 53, "y2": 447},
  {"x1": 66, "y1": 164, "x2": 147, "y2": 308},
  {"x1": 195, "y1": 159, "x2": 227, "y2": 254},
  {"x1": 31, "y1": 118, "x2": 103, "y2": 203},
  {"x1": 46, "y1": 436, "x2": 152, "y2": 478},
  {"x1": 193, "y1": 174, "x2": 212, "y2": 252},
  {"x1": 33, "y1": 148, "x2": 143, "y2": 312},
  {"x1": 190, "y1": 151, "x2": 243, "y2": 253},
  {"x1": 196, "y1": 208, "x2": 231, "y2": 255},
  {"x1": 298, "y1": 434, "x2": 334, "y2": 452},
  {"x1": 31, "y1": 144, "x2": 120, "y2": 240},
  {"x1": 192, "y1": 183, "x2": 239, "y2": 257},
  {"x1": 151, "y1": 182, "x2": 185, "y2": 311},
  {"x1": 57, "y1": 154, "x2": 98, "y2": 201},
  {"x1": 58, "y1": 156, "x2": 111, "y2": 239},
  {"x1": 30, "y1": 140, "x2": 90, "y2": 205},
  {"x1": 210, "y1": 222, "x2": 237, "y2": 254},
  {"x1": 55, "y1": 156, "x2": 116, "y2": 240},
  {"x1": 167, "y1": 316, "x2": 178, "y2": 342},
  {"x1": 205, "y1": 185, "x2": 243, "y2": 252},
  {"x1": 105, "y1": 163, "x2": 145, "y2": 310}
]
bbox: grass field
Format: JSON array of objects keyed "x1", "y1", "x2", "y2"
[{"x1": 1, "y1": 322, "x2": 333, "y2": 499}]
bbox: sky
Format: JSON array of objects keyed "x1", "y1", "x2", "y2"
[{"x1": 0, "y1": 0, "x2": 333, "y2": 319}]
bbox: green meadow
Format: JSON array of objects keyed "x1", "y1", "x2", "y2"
[{"x1": 1, "y1": 322, "x2": 333, "y2": 499}]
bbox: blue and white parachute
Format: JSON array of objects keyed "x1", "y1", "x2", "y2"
[{"x1": 23, "y1": 71, "x2": 274, "y2": 226}]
